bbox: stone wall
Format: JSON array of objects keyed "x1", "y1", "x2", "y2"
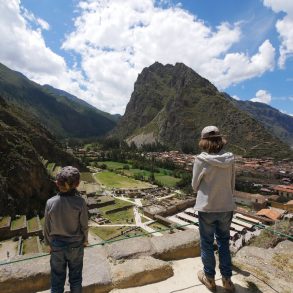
[{"x1": 0, "y1": 230, "x2": 200, "y2": 293}]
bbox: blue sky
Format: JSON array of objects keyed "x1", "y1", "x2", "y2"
[{"x1": 0, "y1": 0, "x2": 292, "y2": 115}]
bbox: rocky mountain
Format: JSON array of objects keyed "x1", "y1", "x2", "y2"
[
  {"x1": 114, "y1": 62, "x2": 292, "y2": 159},
  {"x1": 0, "y1": 62, "x2": 117, "y2": 138},
  {"x1": 0, "y1": 96, "x2": 85, "y2": 216},
  {"x1": 229, "y1": 97, "x2": 293, "y2": 147}
]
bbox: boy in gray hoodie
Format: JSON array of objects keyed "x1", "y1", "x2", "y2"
[
  {"x1": 192, "y1": 126, "x2": 235, "y2": 292},
  {"x1": 44, "y1": 166, "x2": 88, "y2": 293}
]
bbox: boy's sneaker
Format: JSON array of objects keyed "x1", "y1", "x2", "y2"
[
  {"x1": 222, "y1": 277, "x2": 235, "y2": 292},
  {"x1": 197, "y1": 270, "x2": 216, "y2": 291}
]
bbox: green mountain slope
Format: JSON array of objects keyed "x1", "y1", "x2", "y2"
[
  {"x1": 227, "y1": 97, "x2": 293, "y2": 147},
  {"x1": 0, "y1": 63, "x2": 117, "y2": 138},
  {"x1": 0, "y1": 96, "x2": 84, "y2": 216},
  {"x1": 114, "y1": 62, "x2": 292, "y2": 159}
]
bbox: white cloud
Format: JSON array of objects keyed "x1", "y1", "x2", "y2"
[
  {"x1": 0, "y1": 0, "x2": 279, "y2": 114},
  {"x1": 0, "y1": 0, "x2": 85, "y2": 100},
  {"x1": 263, "y1": 0, "x2": 293, "y2": 67},
  {"x1": 250, "y1": 89, "x2": 272, "y2": 104},
  {"x1": 62, "y1": 0, "x2": 276, "y2": 113},
  {"x1": 232, "y1": 95, "x2": 240, "y2": 100}
]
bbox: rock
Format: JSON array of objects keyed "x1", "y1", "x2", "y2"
[
  {"x1": 0, "y1": 254, "x2": 50, "y2": 293},
  {"x1": 111, "y1": 257, "x2": 173, "y2": 289},
  {"x1": 233, "y1": 240, "x2": 293, "y2": 292},
  {"x1": 76, "y1": 246, "x2": 113, "y2": 293},
  {"x1": 151, "y1": 230, "x2": 200, "y2": 260},
  {"x1": 106, "y1": 237, "x2": 154, "y2": 260}
]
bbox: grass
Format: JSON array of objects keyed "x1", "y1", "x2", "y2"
[
  {"x1": 249, "y1": 220, "x2": 292, "y2": 248},
  {"x1": 154, "y1": 174, "x2": 181, "y2": 187},
  {"x1": 90, "y1": 226, "x2": 129, "y2": 240},
  {"x1": 104, "y1": 208, "x2": 135, "y2": 224},
  {"x1": 122, "y1": 168, "x2": 179, "y2": 187},
  {"x1": 97, "y1": 199, "x2": 135, "y2": 224},
  {"x1": 99, "y1": 198, "x2": 133, "y2": 213},
  {"x1": 141, "y1": 216, "x2": 151, "y2": 223},
  {"x1": 80, "y1": 172, "x2": 96, "y2": 183},
  {"x1": 11, "y1": 216, "x2": 26, "y2": 230},
  {"x1": 40, "y1": 217, "x2": 45, "y2": 228},
  {"x1": 94, "y1": 171, "x2": 152, "y2": 189},
  {"x1": 23, "y1": 237, "x2": 40, "y2": 254},
  {"x1": 90, "y1": 226, "x2": 148, "y2": 241},
  {"x1": 27, "y1": 217, "x2": 41, "y2": 232},
  {"x1": 0, "y1": 216, "x2": 11, "y2": 228}
]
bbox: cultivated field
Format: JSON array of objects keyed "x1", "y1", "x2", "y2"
[{"x1": 94, "y1": 171, "x2": 153, "y2": 189}]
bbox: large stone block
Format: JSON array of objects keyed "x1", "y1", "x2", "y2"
[
  {"x1": 111, "y1": 257, "x2": 173, "y2": 289},
  {"x1": 0, "y1": 254, "x2": 51, "y2": 293},
  {"x1": 151, "y1": 230, "x2": 200, "y2": 260},
  {"x1": 105, "y1": 237, "x2": 154, "y2": 260},
  {"x1": 233, "y1": 240, "x2": 293, "y2": 292}
]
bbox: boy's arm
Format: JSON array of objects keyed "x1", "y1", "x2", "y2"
[
  {"x1": 80, "y1": 199, "x2": 89, "y2": 244},
  {"x1": 43, "y1": 202, "x2": 51, "y2": 246},
  {"x1": 191, "y1": 157, "x2": 205, "y2": 192}
]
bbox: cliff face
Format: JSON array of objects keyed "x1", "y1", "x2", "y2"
[
  {"x1": 0, "y1": 96, "x2": 84, "y2": 216},
  {"x1": 114, "y1": 62, "x2": 292, "y2": 158}
]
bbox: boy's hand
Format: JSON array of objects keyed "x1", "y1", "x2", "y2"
[
  {"x1": 83, "y1": 241, "x2": 89, "y2": 247},
  {"x1": 49, "y1": 246, "x2": 52, "y2": 254}
]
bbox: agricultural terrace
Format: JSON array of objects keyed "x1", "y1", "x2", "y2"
[
  {"x1": 11, "y1": 216, "x2": 26, "y2": 230},
  {"x1": 96, "y1": 161, "x2": 180, "y2": 187},
  {"x1": 0, "y1": 216, "x2": 11, "y2": 228},
  {"x1": 98, "y1": 198, "x2": 135, "y2": 224},
  {"x1": 148, "y1": 222, "x2": 169, "y2": 233},
  {"x1": 23, "y1": 237, "x2": 40, "y2": 254},
  {"x1": 90, "y1": 226, "x2": 148, "y2": 241},
  {"x1": 80, "y1": 172, "x2": 96, "y2": 183},
  {"x1": 27, "y1": 217, "x2": 41, "y2": 233},
  {"x1": 94, "y1": 171, "x2": 153, "y2": 189}
]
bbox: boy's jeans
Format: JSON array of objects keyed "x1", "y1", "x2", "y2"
[
  {"x1": 198, "y1": 211, "x2": 233, "y2": 279},
  {"x1": 50, "y1": 240, "x2": 84, "y2": 293}
]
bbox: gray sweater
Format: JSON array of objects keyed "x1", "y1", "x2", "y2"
[
  {"x1": 192, "y1": 151, "x2": 235, "y2": 212},
  {"x1": 44, "y1": 190, "x2": 88, "y2": 245}
]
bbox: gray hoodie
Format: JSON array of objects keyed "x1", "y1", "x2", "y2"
[{"x1": 192, "y1": 151, "x2": 235, "y2": 212}]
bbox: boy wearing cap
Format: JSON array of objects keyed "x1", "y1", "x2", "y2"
[
  {"x1": 192, "y1": 126, "x2": 235, "y2": 292},
  {"x1": 44, "y1": 166, "x2": 88, "y2": 293}
]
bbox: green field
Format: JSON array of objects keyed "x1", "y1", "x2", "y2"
[
  {"x1": 94, "y1": 172, "x2": 152, "y2": 189},
  {"x1": 154, "y1": 174, "x2": 181, "y2": 187},
  {"x1": 104, "y1": 208, "x2": 135, "y2": 224},
  {"x1": 23, "y1": 237, "x2": 39, "y2": 254},
  {"x1": 123, "y1": 169, "x2": 180, "y2": 187},
  {"x1": 80, "y1": 172, "x2": 96, "y2": 183},
  {"x1": 90, "y1": 226, "x2": 147, "y2": 241},
  {"x1": 11, "y1": 216, "x2": 26, "y2": 230}
]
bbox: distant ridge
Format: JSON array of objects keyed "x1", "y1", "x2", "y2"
[
  {"x1": 113, "y1": 62, "x2": 292, "y2": 159},
  {"x1": 0, "y1": 62, "x2": 118, "y2": 138}
]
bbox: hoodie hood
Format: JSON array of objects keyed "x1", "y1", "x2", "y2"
[{"x1": 197, "y1": 151, "x2": 234, "y2": 168}]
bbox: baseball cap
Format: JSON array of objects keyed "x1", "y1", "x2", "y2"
[
  {"x1": 201, "y1": 126, "x2": 224, "y2": 139},
  {"x1": 56, "y1": 166, "x2": 80, "y2": 188}
]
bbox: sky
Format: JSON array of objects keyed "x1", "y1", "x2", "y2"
[{"x1": 0, "y1": 0, "x2": 292, "y2": 115}]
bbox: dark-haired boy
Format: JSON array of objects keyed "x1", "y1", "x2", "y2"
[{"x1": 44, "y1": 166, "x2": 88, "y2": 293}]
